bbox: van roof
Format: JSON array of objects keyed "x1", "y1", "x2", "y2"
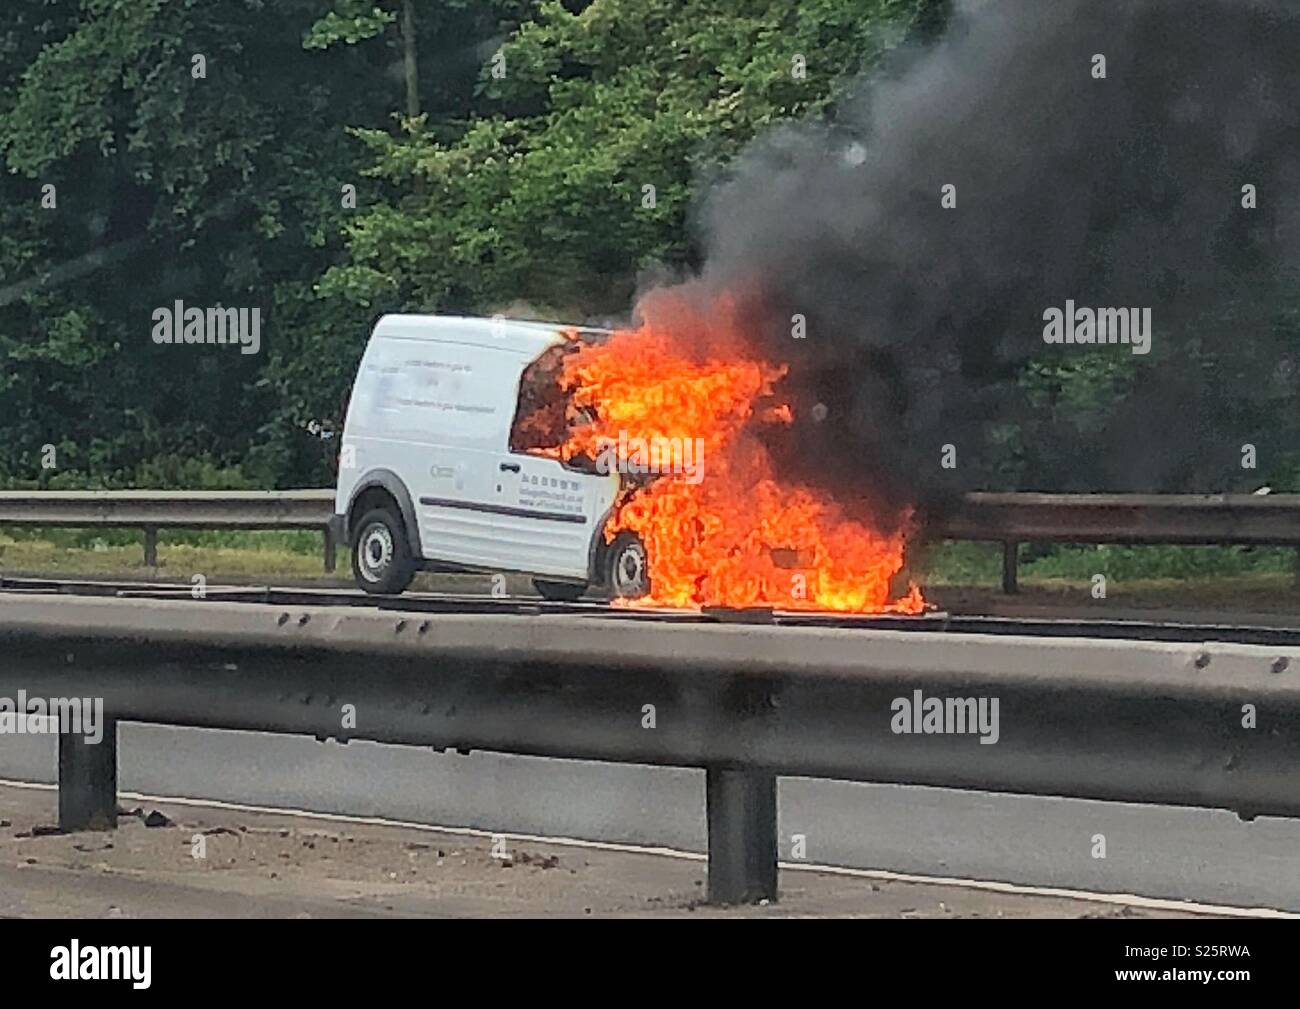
[{"x1": 372, "y1": 314, "x2": 611, "y2": 354}]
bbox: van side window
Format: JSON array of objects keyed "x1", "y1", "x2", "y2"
[{"x1": 509, "y1": 343, "x2": 600, "y2": 473}]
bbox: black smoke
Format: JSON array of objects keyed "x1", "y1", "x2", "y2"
[{"x1": 689, "y1": 0, "x2": 1300, "y2": 528}]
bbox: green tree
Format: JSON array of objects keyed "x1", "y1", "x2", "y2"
[
  {"x1": 0, "y1": 0, "x2": 511, "y2": 488},
  {"x1": 318, "y1": 0, "x2": 949, "y2": 318}
]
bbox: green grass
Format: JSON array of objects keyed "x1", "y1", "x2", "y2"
[
  {"x1": 914, "y1": 540, "x2": 1300, "y2": 615},
  {"x1": 918, "y1": 540, "x2": 1294, "y2": 586},
  {"x1": 0, "y1": 527, "x2": 324, "y2": 552},
  {"x1": 0, "y1": 528, "x2": 329, "y2": 579}
]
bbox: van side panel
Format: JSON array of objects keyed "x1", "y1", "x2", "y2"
[{"x1": 345, "y1": 334, "x2": 514, "y2": 450}]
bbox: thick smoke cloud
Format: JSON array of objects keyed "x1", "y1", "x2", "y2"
[{"x1": 689, "y1": 0, "x2": 1300, "y2": 528}]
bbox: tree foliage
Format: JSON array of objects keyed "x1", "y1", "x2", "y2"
[{"x1": 4, "y1": 0, "x2": 1292, "y2": 495}]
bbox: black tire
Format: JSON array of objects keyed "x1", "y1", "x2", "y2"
[
  {"x1": 533, "y1": 579, "x2": 586, "y2": 603},
  {"x1": 605, "y1": 531, "x2": 651, "y2": 599},
  {"x1": 351, "y1": 507, "x2": 416, "y2": 595}
]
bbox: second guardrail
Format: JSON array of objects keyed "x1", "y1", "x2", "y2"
[{"x1": 2, "y1": 489, "x2": 1299, "y2": 590}]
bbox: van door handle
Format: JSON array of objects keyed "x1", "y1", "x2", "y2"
[{"x1": 499, "y1": 462, "x2": 521, "y2": 473}]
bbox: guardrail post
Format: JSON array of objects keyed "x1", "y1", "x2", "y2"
[
  {"x1": 58, "y1": 717, "x2": 118, "y2": 832},
  {"x1": 143, "y1": 527, "x2": 158, "y2": 567},
  {"x1": 706, "y1": 766, "x2": 777, "y2": 905},
  {"x1": 323, "y1": 527, "x2": 337, "y2": 573},
  {"x1": 1002, "y1": 540, "x2": 1019, "y2": 594}
]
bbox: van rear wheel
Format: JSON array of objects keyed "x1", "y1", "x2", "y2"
[
  {"x1": 533, "y1": 579, "x2": 586, "y2": 603},
  {"x1": 352, "y1": 508, "x2": 416, "y2": 595},
  {"x1": 606, "y1": 532, "x2": 650, "y2": 599}
]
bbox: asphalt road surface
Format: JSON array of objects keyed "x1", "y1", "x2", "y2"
[
  {"x1": 1, "y1": 783, "x2": 1213, "y2": 918},
  {"x1": 1, "y1": 724, "x2": 1297, "y2": 912}
]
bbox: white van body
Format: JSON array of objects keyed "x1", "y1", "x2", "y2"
[{"x1": 334, "y1": 314, "x2": 621, "y2": 586}]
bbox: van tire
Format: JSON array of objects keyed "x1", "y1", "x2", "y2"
[
  {"x1": 352, "y1": 508, "x2": 416, "y2": 595},
  {"x1": 606, "y1": 532, "x2": 651, "y2": 599},
  {"x1": 533, "y1": 579, "x2": 586, "y2": 603}
]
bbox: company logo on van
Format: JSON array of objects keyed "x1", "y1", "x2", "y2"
[{"x1": 594, "y1": 431, "x2": 704, "y2": 485}]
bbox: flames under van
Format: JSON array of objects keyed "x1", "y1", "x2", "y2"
[{"x1": 332, "y1": 314, "x2": 650, "y2": 600}]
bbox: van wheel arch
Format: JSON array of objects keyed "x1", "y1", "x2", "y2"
[{"x1": 345, "y1": 473, "x2": 422, "y2": 561}]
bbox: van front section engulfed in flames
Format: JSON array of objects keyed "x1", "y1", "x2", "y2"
[{"x1": 520, "y1": 292, "x2": 926, "y2": 614}]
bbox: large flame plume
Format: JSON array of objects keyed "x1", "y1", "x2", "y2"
[{"x1": 516, "y1": 290, "x2": 925, "y2": 613}]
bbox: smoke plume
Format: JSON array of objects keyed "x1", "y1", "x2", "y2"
[{"x1": 679, "y1": 0, "x2": 1300, "y2": 528}]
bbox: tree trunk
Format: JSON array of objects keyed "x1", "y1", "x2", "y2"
[{"x1": 402, "y1": 0, "x2": 419, "y2": 119}]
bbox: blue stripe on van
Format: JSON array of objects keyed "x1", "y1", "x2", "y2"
[{"x1": 419, "y1": 496, "x2": 587, "y2": 524}]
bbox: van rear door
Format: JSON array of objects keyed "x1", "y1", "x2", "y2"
[{"x1": 360, "y1": 334, "x2": 517, "y2": 571}]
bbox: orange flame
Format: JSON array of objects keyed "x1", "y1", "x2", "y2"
[{"x1": 540, "y1": 292, "x2": 925, "y2": 613}]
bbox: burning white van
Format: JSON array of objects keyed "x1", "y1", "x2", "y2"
[{"x1": 332, "y1": 314, "x2": 650, "y2": 599}]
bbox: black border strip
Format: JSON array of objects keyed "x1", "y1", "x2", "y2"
[{"x1": 419, "y1": 496, "x2": 587, "y2": 524}]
